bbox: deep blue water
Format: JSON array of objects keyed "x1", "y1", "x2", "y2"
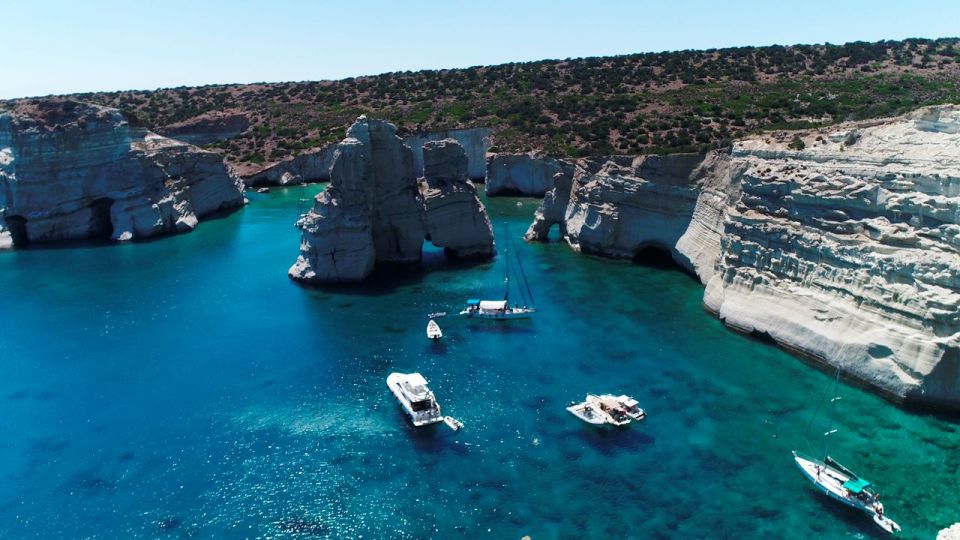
[{"x1": 0, "y1": 187, "x2": 957, "y2": 539}]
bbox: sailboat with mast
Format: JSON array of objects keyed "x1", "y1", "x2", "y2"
[
  {"x1": 792, "y1": 371, "x2": 901, "y2": 534},
  {"x1": 459, "y1": 226, "x2": 536, "y2": 320}
]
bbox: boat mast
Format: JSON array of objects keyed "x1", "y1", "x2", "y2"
[
  {"x1": 503, "y1": 225, "x2": 511, "y2": 301},
  {"x1": 823, "y1": 369, "x2": 842, "y2": 461},
  {"x1": 513, "y1": 241, "x2": 535, "y2": 307}
]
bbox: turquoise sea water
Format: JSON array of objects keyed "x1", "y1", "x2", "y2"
[{"x1": 0, "y1": 187, "x2": 957, "y2": 539}]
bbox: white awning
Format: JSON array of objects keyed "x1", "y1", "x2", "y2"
[{"x1": 479, "y1": 300, "x2": 508, "y2": 310}]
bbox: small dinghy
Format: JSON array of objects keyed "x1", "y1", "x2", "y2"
[
  {"x1": 443, "y1": 416, "x2": 464, "y2": 431},
  {"x1": 256, "y1": 187, "x2": 270, "y2": 193},
  {"x1": 426, "y1": 319, "x2": 443, "y2": 340},
  {"x1": 427, "y1": 311, "x2": 447, "y2": 319}
]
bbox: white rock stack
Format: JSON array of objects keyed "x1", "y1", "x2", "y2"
[
  {"x1": 289, "y1": 118, "x2": 494, "y2": 284},
  {"x1": 0, "y1": 99, "x2": 246, "y2": 248}
]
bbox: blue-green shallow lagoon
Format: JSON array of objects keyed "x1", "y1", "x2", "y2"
[{"x1": 1, "y1": 187, "x2": 957, "y2": 539}]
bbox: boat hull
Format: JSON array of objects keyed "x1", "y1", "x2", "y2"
[
  {"x1": 566, "y1": 403, "x2": 608, "y2": 425},
  {"x1": 459, "y1": 307, "x2": 536, "y2": 320},
  {"x1": 792, "y1": 452, "x2": 899, "y2": 533}
]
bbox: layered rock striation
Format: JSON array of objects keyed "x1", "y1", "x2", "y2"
[
  {"x1": 485, "y1": 153, "x2": 573, "y2": 197},
  {"x1": 242, "y1": 144, "x2": 338, "y2": 187},
  {"x1": 527, "y1": 105, "x2": 960, "y2": 409},
  {"x1": 289, "y1": 118, "x2": 493, "y2": 283},
  {"x1": 420, "y1": 139, "x2": 495, "y2": 257},
  {"x1": 0, "y1": 100, "x2": 245, "y2": 249}
]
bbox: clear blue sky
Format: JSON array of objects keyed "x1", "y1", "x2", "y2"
[{"x1": 5, "y1": 0, "x2": 959, "y2": 99}]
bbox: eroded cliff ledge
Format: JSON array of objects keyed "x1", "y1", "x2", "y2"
[
  {"x1": 289, "y1": 117, "x2": 493, "y2": 284},
  {"x1": 527, "y1": 105, "x2": 960, "y2": 409},
  {"x1": 0, "y1": 100, "x2": 246, "y2": 248}
]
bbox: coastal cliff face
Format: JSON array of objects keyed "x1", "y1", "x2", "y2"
[
  {"x1": 289, "y1": 118, "x2": 493, "y2": 283},
  {"x1": 405, "y1": 127, "x2": 491, "y2": 180},
  {"x1": 527, "y1": 106, "x2": 960, "y2": 408},
  {"x1": 242, "y1": 144, "x2": 338, "y2": 187},
  {"x1": 0, "y1": 100, "x2": 245, "y2": 248},
  {"x1": 485, "y1": 153, "x2": 573, "y2": 197}
]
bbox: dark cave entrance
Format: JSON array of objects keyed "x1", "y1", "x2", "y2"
[
  {"x1": 4, "y1": 215, "x2": 29, "y2": 246},
  {"x1": 632, "y1": 243, "x2": 680, "y2": 270},
  {"x1": 88, "y1": 197, "x2": 115, "y2": 240}
]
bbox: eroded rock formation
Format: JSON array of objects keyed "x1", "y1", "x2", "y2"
[
  {"x1": 485, "y1": 153, "x2": 573, "y2": 197},
  {"x1": 289, "y1": 118, "x2": 493, "y2": 283},
  {"x1": 242, "y1": 144, "x2": 338, "y2": 187},
  {"x1": 405, "y1": 127, "x2": 491, "y2": 180},
  {"x1": 421, "y1": 139, "x2": 494, "y2": 257},
  {"x1": 527, "y1": 105, "x2": 960, "y2": 409},
  {"x1": 0, "y1": 100, "x2": 245, "y2": 249}
]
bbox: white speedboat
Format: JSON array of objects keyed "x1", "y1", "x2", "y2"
[
  {"x1": 586, "y1": 394, "x2": 632, "y2": 426},
  {"x1": 426, "y1": 319, "x2": 443, "y2": 340},
  {"x1": 611, "y1": 395, "x2": 646, "y2": 421},
  {"x1": 792, "y1": 371, "x2": 901, "y2": 534},
  {"x1": 386, "y1": 372, "x2": 443, "y2": 427},
  {"x1": 566, "y1": 400, "x2": 607, "y2": 425}
]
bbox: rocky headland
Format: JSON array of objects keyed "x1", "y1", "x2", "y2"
[
  {"x1": 0, "y1": 100, "x2": 245, "y2": 249},
  {"x1": 289, "y1": 117, "x2": 493, "y2": 284},
  {"x1": 526, "y1": 105, "x2": 960, "y2": 409}
]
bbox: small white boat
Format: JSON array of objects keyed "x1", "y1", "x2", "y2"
[
  {"x1": 586, "y1": 394, "x2": 632, "y2": 426},
  {"x1": 386, "y1": 372, "x2": 443, "y2": 427},
  {"x1": 426, "y1": 319, "x2": 442, "y2": 340},
  {"x1": 427, "y1": 311, "x2": 447, "y2": 319},
  {"x1": 566, "y1": 400, "x2": 607, "y2": 425},
  {"x1": 443, "y1": 416, "x2": 464, "y2": 431},
  {"x1": 256, "y1": 187, "x2": 270, "y2": 193}
]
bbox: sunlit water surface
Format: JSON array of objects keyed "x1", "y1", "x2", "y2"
[{"x1": 1, "y1": 187, "x2": 957, "y2": 539}]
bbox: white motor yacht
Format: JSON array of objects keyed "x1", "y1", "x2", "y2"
[{"x1": 386, "y1": 372, "x2": 443, "y2": 427}]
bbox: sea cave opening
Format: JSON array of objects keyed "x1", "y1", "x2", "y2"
[
  {"x1": 88, "y1": 197, "x2": 115, "y2": 240},
  {"x1": 4, "y1": 215, "x2": 29, "y2": 246},
  {"x1": 631, "y1": 243, "x2": 680, "y2": 271},
  {"x1": 546, "y1": 223, "x2": 564, "y2": 243}
]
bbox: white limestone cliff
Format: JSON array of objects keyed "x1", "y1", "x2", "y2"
[
  {"x1": 405, "y1": 127, "x2": 492, "y2": 180},
  {"x1": 485, "y1": 153, "x2": 573, "y2": 197},
  {"x1": 289, "y1": 119, "x2": 494, "y2": 284},
  {"x1": 527, "y1": 105, "x2": 960, "y2": 409},
  {"x1": 0, "y1": 100, "x2": 245, "y2": 248}
]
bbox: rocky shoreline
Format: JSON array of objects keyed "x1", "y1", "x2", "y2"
[
  {"x1": 525, "y1": 105, "x2": 960, "y2": 409},
  {"x1": 0, "y1": 100, "x2": 245, "y2": 249}
]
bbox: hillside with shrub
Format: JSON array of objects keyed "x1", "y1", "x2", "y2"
[{"x1": 10, "y1": 38, "x2": 960, "y2": 175}]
